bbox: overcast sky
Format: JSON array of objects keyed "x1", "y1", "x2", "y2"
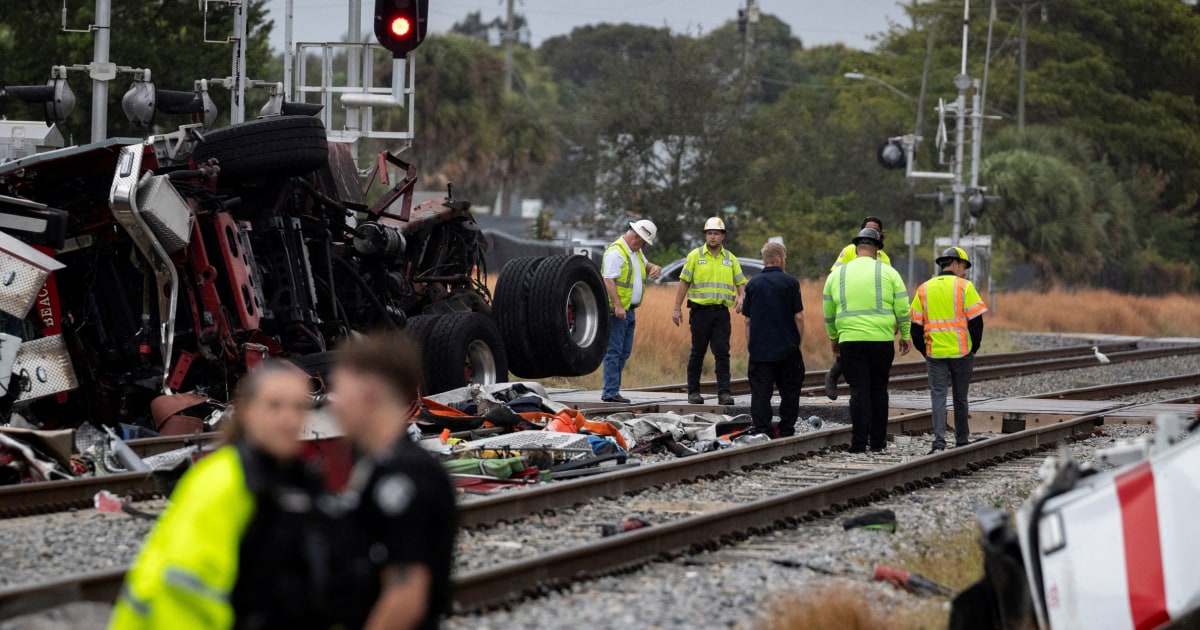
[{"x1": 264, "y1": 0, "x2": 910, "y2": 53}]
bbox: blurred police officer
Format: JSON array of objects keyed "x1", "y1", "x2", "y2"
[
  {"x1": 823, "y1": 227, "x2": 911, "y2": 453},
  {"x1": 329, "y1": 332, "x2": 457, "y2": 630},
  {"x1": 825, "y1": 216, "x2": 892, "y2": 400},
  {"x1": 601, "y1": 219, "x2": 662, "y2": 404},
  {"x1": 672, "y1": 217, "x2": 747, "y2": 406},
  {"x1": 742, "y1": 242, "x2": 805, "y2": 437},
  {"x1": 911, "y1": 247, "x2": 987, "y2": 454}
]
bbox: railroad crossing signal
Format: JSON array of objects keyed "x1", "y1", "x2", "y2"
[{"x1": 374, "y1": 0, "x2": 430, "y2": 58}]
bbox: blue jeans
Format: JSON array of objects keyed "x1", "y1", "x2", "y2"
[
  {"x1": 927, "y1": 354, "x2": 974, "y2": 449},
  {"x1": 602, "y1": 309, "x2": 636, "y2": 398}
]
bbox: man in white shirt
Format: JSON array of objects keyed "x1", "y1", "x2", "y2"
[{"x1": 601, "y1": 220, "x2": 661, "y2": 403}]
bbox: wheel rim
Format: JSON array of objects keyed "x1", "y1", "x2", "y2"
[
  {"x1": 565, "y1": 280, "x2": 599, "y2": 348},
  {"x1": 465, "y1": 339, "x2": 498, "y2": 384}
]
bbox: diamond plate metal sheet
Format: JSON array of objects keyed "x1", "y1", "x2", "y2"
[
  {"x1": 136, "y1": 175, "x2": 192, "y2": 254},
  {"x1": 0, "y1": 231, "x2": 62, "y2": 319},
  {"x1": 11, "y1": 334, "x2": 78, "y2": 402},
  {"x1": 461, "y1": 431, "x2": 590, "y2": 452}
]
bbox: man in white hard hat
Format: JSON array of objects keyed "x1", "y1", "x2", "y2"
[
  {"x1": 601, "y1": 219, "x2": 662, "y2": 403},
  {"x1": 672, "y1": 217, "x2": 747, "y2": 406}
]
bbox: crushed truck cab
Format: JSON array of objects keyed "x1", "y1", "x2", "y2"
[{"x1": 952, "y1": 412, "x2": 1200, "y2": 630}]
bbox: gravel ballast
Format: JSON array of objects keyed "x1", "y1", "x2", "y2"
[{"x1": 1, "y1": 338, "x2": 1194, "y2": 629}]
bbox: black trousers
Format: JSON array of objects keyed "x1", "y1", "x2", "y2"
[
  {"x1": 839, "y1": 341, "x2": 895, "y2": 452},
  {"x1": 748, "y1": 350, "x2": 805, "y2": 436},
  {"x1": 687, "y1": 306, "x2": 732, "y2": 395}
]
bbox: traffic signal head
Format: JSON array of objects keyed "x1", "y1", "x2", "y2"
[
  {"x1": 876, "y1": 139, "x2": 906, "y2": 170},
  {"x1": 375, "y1": 0, "x2": 429, "y2": 58}
]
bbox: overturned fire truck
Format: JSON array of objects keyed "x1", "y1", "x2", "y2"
[
  {"x1": 0, "y1": 0, "x2": 613, "y2": 435},
  {"x1": 0, "y1": 113, "x2": 608, "y2": 430}
]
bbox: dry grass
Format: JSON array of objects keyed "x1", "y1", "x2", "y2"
[
  {"x1": 535, "y1": 284, "x2": 1200, "y2": 391},
  {"x1": 891, "y1": 526, "x2": 985, "y2": 593},
  {"x1": 539, "y1": 282, "x2": 838, "y2": 390},
  {"x1": 986, "y1": 289, "x2": 1200, "y2": 338},
  {"x1": 760, "y1": 582, "x2": 945, "y2": 630}
]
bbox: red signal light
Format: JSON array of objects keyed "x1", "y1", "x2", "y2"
[{"x1": 390, "y1": 16, "x2": 412, "y2": 37}]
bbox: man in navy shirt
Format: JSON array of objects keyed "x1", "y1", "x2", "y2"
[{"x1": 742, "y1": 242, "x2": 806, "y2": 437}]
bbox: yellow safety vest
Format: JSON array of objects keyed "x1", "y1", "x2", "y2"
[
  {"x1": 910, "y1": 274, "x2": 988, "y2": 358},
  {"x1": 831, "y1": 244, "x2": 892, "y2": 271},
  {"x1": 109, "y1": 446, "x2": 256, "y2": 630},
  {"x1": 822, "y1": 257, "x2": 911, "y2": 342},
  {"x1": 678, "y1": 246, "x2": 746, "y2": 307},
  {"x1": 604, "y1": 238, "x2": 646, "y2": 310}
]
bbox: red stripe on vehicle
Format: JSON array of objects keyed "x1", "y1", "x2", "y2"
[{"x1": 1115, "y1": 461, "x2": 1170, "y2": 630}]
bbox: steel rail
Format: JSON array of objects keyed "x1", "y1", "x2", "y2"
[
  {"x1": 0, "y1": 569, "x2": 126, "y2": 621},
  {"x1": 459, "y1": 410, "x2": 934, "y2": 527},
  {"x1": 1027, "y1": 371, "x2": 1200, "y2": 401},
  {"x1": 632, "y1": 341, "x2": 1141, "y2": 394},
  {"x1": 450, "y1": 402, "x2": 1125, "y2": 610},
  {"x1": 1, "y1": 392, "x2": 1195, "y2": 618},
  {"x1": 0, "y1": 472, "x2": 160, "y2": 518}
]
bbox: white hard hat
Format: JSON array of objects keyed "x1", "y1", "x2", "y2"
[
  {"x1": 703, "y1": 217, "x2": 726, "y2": 232},
  {"x1": 629, "y1": 219, "x2": 657, "y2": 245}
]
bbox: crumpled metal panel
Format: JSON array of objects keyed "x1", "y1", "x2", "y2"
[
  {"x1": 0, "y1": 231, "x2": 64, "y2": 319},
  {"x1": 11, "y1": 334, "x2": 77, "y2": 402}
]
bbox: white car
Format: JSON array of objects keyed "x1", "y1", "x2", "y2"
[{"x1": 654, "y1": 257, "x2": 765, "y2": 284}]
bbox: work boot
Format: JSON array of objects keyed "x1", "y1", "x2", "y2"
[
  {"x1": 688, "y1": 393, "x2": 703, "y2": 405},
  {"x1": 825, "y1": 360, "x2": 842, "y2": 400},
  {"x1": 717, "y1": 394, "x2": 735, "y2": 406},
  {"x1": 602, "y1": 395, "x2": 632, "y2": 404}
]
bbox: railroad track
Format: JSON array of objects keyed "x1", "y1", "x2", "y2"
[
  {"x1": 630, "y1": 341, "x2": 1200, "y2": 397},
  {"x1": 450, "y1": 399, "x2": 1165, "y2": 610},
  {"x1": 0, "y1": 433, "x2": 215, "y2": 519},
  {"x1": 1, "y1": 379, "x2": 1193, "y2": 620},
  {"x1": 4, "y1": 361, "x2": 1198, "y2": 521}
]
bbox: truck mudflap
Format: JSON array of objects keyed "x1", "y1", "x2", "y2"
[{"x1": 953, "y1": 413, "x2": 1200, "y2": 630}]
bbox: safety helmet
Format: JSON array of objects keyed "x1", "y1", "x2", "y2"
[
  {"x1": 629, "y1": 219, "x2": 657, "y2": 245},
  {"x1": 703, "y1": 217, "x2": 726, "y2": 232},
  {"x1": 852, "y1": 227, "x2": 883, "y2": 248},
  {"x1": 935, "y1": 246, "x2": 971, "y2": 269}
]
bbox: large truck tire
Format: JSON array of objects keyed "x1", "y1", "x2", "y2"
[
  {"x1": 412, "y1": 312, "x2": 508, "y2": 395},
  {"x1": 491, "y1": 257, "x2": 553, "y2": 379},
  {"x1": 527, "y1": 254, "x2": 609, "y2": 376},
  {"x1": 193, "y1": 115, "x2": 328, "y2": 180}
]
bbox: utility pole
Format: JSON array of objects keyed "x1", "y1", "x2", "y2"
[
  {"x1": 503, "y1": 0, "x2": 515, "y2": 95},
  {"x1": 1017, "y1": 0, "x2": 1030, "y2": 134},
  {"x1": 915, "y1": 24, "x2": 935, "y2": 138},
  {"x1": 500, "y1": 0, "x2": 516, "y2": 217},
  {"x1": 346, "y1": 0, "x2": 362, "y2": 135},
  {"x1": 743, "y1": 0, "x2": 758, "y2": 72},
  {"x1": 90, "y1": 0, "x2": 111, "y2": 142},
  {"x1": 229, "y1": 0, "x2": 248, "y2": 124},
  {"x1": 950, "y1": 0, "x2": 971, "y2": 246}
]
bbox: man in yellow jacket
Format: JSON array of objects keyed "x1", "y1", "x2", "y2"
[
  {"x1": 823, "y1": 227, "x2": 911, "y2": 453},
  {"x1": 672, "y1": 216, "x2": 747, "y2": 406},
  {"x1": 910, "y1": 246, "x2": 987, "y2": 454},
  {"x1": 825, "y1": 216, "x2": 891, "y2": 400}
]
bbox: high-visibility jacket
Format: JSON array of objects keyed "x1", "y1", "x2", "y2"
[
  {"x1": 831, "y1": 243, "x2": 892, "y2": 272},
  {"x1": 604, "y1": 238, "x2": 647, "y2": 310},
  {"x1": 110, "y1": 446, "x2": 255, "y2": 630},
  {"x1": 910, "y1": 273, "x2": 987, "y2": 358},
  {"x1": 822, "y1": 256, "x2": 911, "y2": 342},
  {"x1": 678, "y1": 246, "x2": 746, "y2": 307}
]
